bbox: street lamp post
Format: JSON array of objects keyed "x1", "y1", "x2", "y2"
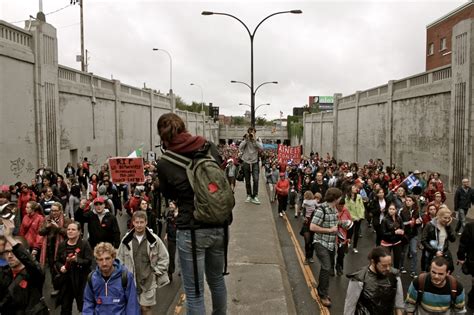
[
  {"x1": 202, "y1": 10, "x2": 302, "y2": 127},
  {"x1": 152, "y1": 48, "x2": 175, "y2": 112},
  {"x1": 190, "y1": 83, "x2": 204, "y2": 112},
  {"x1": 239, "y1": 102, "x2": 270, "y2": 113}
]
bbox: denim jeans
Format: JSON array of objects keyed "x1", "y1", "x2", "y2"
[
  {"x1": 242, "y1": 162, "x2": 259, "y2": 198},
  {"x1": 400, "y1": 236, "x2": 418, "y2": 272},
  {"x1": 314, "y1": 242, "x2": 334, "y2": 298},
  {"x1": 177, "y1": 228, "x2": 227, "y2": 315},
  {"x1": 456, "y1": 208, "x2": 467, "y2": 232}
]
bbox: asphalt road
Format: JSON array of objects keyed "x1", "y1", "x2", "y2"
[{"x1": 270, "y1": 187, "x2": 474, "y2": 315}]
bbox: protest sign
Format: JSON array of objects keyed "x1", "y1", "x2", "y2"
[{"x1": 109, "y1": 157, "x2": 145, "y2": 184}]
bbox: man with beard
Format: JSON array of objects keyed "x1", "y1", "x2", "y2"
[
  {"x1": 405, "y1": 257, "x2": 466, "y2": 314},
  {"x1": 343, "y1": 246, "x2": 404, "y2": 315}
]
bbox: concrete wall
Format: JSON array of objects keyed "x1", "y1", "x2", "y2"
[
  {"x1": 303, "y1": 19, "x2": 473, "y2": 190},
  {"x1": 0, "y1": 19, "x2": 218, "y2": 184}
]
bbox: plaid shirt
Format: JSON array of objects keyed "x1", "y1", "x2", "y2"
[{"x1": 311, "y1": 201, "x2": 338, "y2": 251}]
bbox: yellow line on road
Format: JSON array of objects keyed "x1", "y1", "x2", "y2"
[
  {"x1": 174, "y1": 293, "x2": 186, "y2": 314},
  {"x1": 282, "y1": 214, "x2": 330, "y2": 315}
]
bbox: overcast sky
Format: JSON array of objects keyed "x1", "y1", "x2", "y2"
[{"x1": 2, "y1": 0, "x2": 467, "y2": 120}]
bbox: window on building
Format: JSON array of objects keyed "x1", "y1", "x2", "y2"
[
  {"x1": 440, "y1": 37, "x2": 447, "y2": 51},
  {"x1": 428, "y1": 43, "x2": 434, "y2": 56}
]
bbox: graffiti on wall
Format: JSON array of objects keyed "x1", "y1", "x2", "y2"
[{"x1": 10, "y1": 158, "x2": 25, "y2": 178}]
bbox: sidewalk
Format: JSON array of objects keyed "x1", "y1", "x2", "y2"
[{"x1": 180, "y1": 175, "x2": 297, "y2": 314}]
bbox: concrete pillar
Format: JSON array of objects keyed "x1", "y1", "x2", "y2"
[
  {"x1": 448, "y1": 19, "x2": 473, "y2": 191},
  {"x1": 112, "y1": 80, "x2": 121, "y2": 156},
  {"x1": 386, "y1": 81, "x2": 394, "y2": 166},
  {"x1": 354, "y1": 91, "x2": 361, "y2": 163},
  {"x1": 30, "y1": 17, "x2": 60, "y2": 172},
  {"x1": 333, "y1": 93, "x2": 342, "y2": 160},
  {"x1": 319, "y1": 113, "x2": 324, "y2": 154},
  {"x1": 148, "y1": 91, "x2": 154, "y2": 152}
]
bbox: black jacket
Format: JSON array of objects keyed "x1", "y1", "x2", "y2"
[
  {"x1": 75, "y1": 209, "x2": 121, "y2": 248},
  {"x1": 0, "y1": 244, "x2": 45, "y2": 314},
  {"x1": 156, "y1": 142, "x2": 222, "y2": 229},
  {"x1": 454, "y1": 186, "x2": 474, "y2": 210},
  {"x1": 54, "y1": 238, "x2": 93, "y2": 305},
  {"x1": 457, "y1": 221, "x2": 474, "y2": 275},
  {"x1": 370, "y1": 197, "x2": 388, "y2": 228},
  {"x1": 421, "y1": 218, "x2": 456, "y2": 255},
  {"x1": 399, "y1": 208, "x2": 421, "y2": 239},
  {"x1": 381, "y1": 215, "x2": 404, "y2": 244}
]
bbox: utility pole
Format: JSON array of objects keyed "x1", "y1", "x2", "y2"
[{"x1": 80, "y1": 0, "x2": 85, "y2": 72}]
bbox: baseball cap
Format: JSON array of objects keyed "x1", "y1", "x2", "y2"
[
  {"x1": 279, "y1": 172, "x2": 286, "y2": 177},
  {"x1": 93, "y1": 197, "x2": 105, "y2": 204},
  {"x1": 413, "y1": 170, "x2": 421, "y2": 174}
]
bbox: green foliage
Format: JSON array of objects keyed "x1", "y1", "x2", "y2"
[
  {"x1": 287, "y1": 116, "x2": 303, "y2": 141},
  {"x1": 231, "y1": 116, "x2": 246, "y2": 125},
  {"x1": 175, "y1": 96, "x2": 208, "y2": 113}
]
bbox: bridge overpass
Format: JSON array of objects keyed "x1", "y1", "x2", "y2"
[{"x1": 218, "y1": 125, "x2": 288, "y2": 144}]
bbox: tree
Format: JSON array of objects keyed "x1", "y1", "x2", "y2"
[{"x1": 232, "y1": 116, "x2": 245, "y2": 126}]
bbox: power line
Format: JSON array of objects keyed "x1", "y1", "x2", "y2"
[{"x1": 8, "y1": 4, "x2": 74, "y2": 24}]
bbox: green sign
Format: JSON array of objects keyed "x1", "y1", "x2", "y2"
[{"x1": 319, "y1": 96, "x2": 333, "y2": 104}]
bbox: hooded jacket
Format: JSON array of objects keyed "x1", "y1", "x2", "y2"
[
  {"x1": 117, "y1": 227, "x2": 170, "y2": 290},
  {"x1": 83, "y1": 259, "x2": 140, "y2": 315},
  {"x1": 421, "y1": 218, "x2": 456, "y2": 256}
]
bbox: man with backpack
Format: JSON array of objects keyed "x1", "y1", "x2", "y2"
[
  {"x1": 156, "y1": 113, "x2": 234, "y2": 315},
  {"x1": 83, "y1": 242, "x2": 140, "y2": 315},
  {"x1": 405, "y1": 256, "x2": 466, "y2": 314},
  {"x1": 344, "y1": 246, "x2": 404, "y2": 314}
]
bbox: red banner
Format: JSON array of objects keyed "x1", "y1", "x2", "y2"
[
  {"x1": 109, "y1": 157, "x2": 145, "y2": 184},
  {"x1": 277, "y1": 144, "x2": 302, "y2": 165}
]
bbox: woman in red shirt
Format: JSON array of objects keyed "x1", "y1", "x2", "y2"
[
  {"x1": 19, "y1": 200, "x2": 44, "y2": 260},
  {"x1": 275, "y1": 172, "x2": 290, "y2": 217}
]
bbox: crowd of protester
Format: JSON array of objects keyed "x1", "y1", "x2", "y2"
[
  {"x1": 0, "y1": 156, "x2": 175, "y2": 314},
  {"x1": 1, "y1": 127, "x2": 474, "y2": 314},
  {"x1": 258, "y1": 149, "x2": 474, "y2": 313}
]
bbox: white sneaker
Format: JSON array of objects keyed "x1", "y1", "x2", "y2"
[
  {"x1": 251, "y1": 196, "x2": 261, "y2": 204},
  {"x1": 279, "y1": 213, "x2": 283, "y2": 217},
  {"x1": 353, "y1": 248, "x2": 359, "y2": 254},
  {"x1": 246, "y1": 196, "x2": 252, "y2": 203}
]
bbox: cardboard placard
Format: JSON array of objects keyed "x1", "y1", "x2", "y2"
[{"x1": 109, "y1": 157, "x2": 145, "y2": 184}]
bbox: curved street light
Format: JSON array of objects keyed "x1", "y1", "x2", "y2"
[
  {"x1": 239, "y1": 102, "x2": 270, "y2": 112},
  {"x1": 190, "y1": 83, "x2": 204, "y2": 112},
  {"x1": 203, "y1": 10, "x2": 302, "y2": 127},
  {"x1": 152, "y1": 48, "x2": 175, "y2": 112}
]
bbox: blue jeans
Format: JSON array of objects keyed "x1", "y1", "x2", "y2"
[
  {"x1": 242, "y1": 162, "x2": 259, "y2": 197},
  {"x1": 400, "y1": 236, "x2": 417, "y2": 273},
  {"x1": 177, "y1": 228, "x2": 227, "y2": 315},
  {"x1": 314, "y1": 243, "x2": 334, "y2": 298},
  {"x1": 456, "y1": 208, "x2": 467, "y2": 232}
]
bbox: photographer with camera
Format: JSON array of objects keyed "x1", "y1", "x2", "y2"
[{"x1": 239, "y1": 127, "x2": 263, "y2": 204}]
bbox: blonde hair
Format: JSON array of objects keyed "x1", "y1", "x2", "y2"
[
  {"x1": 436, "y1": 206, "x2": 451, "y2": 219},
  {"x1": 314, "y1": 192, "x2": 323, "y2": 201},
  {"x1": 93, "y1": 242, "x2": 116, "y2": 259}
]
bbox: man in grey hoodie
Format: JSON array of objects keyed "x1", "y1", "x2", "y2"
[{"x1": 239, "y1": 127, "x2": 263, "y2": 204}]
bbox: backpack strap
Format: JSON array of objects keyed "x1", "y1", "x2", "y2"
[
  {"x1": 87, "y1": 270, "x2": 129, "y2": 296},
  {"x1": 161, "y1": 151, "x2": 192, "y2": 169},
  {"x1": 447, "y1": 275, "x2": 458, "y2": 309},
  {"x1": 191, "y1": 228, "x2": 200, "y2": 296},
  {"x1": 223, "y1": 223, "x2": 230, "y2": 276},
  {"x1": 416, "y1": 272, "x2": 428, "y2": 305}
]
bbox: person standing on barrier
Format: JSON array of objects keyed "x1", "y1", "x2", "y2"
[
  {"x1": 239, "y1": 127, "x2": 263, "y2": 205},
  {"x1": 156, "y1": 113, "x2": 228, "y2": 315}
]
